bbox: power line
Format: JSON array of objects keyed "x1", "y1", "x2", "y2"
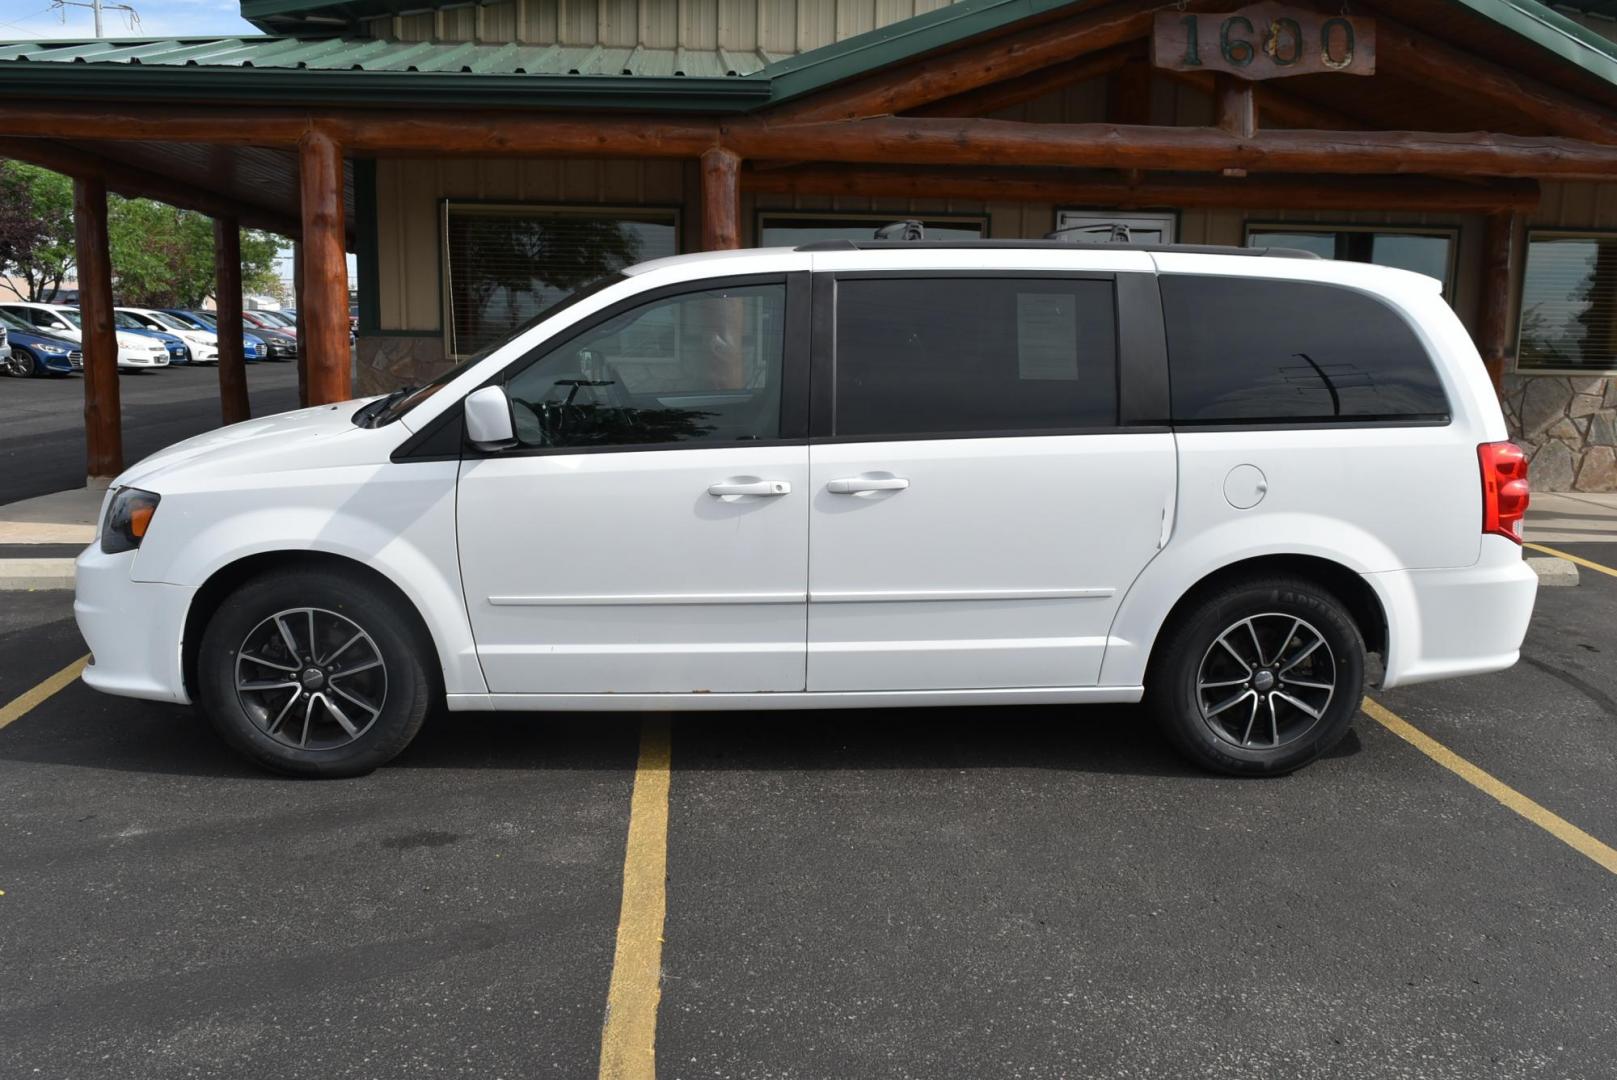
[{"x1": 48, "y1": 0, "x2": 141, "y2": 37}]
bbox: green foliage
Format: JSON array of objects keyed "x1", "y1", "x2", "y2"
[
  {"x1": 0, "y1": 162, "x2": 76, "y2": 302},
  {"x1": 0, "y1": 159, "x2": 286, "y2": 307}
]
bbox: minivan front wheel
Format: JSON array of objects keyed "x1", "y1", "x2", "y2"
[
  {"x1": 197, "y1": 568, "x2": 432, "y2": 777},
  {"x1": 1147, "y1": 576, "x2": 1365, "y2": 776}
]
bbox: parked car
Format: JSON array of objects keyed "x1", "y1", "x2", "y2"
[
  {"x1": 74, "y1": 241, "x2": 1537, "y2": 779},
  {"x1": 244, "y1": 309, "x2": 296, "y2": 335},
  {"x1": 118, "y1": 307, "x2": 220, "y2": 364},
  {"x1": 0, "y1": 319, "x2": 12, "y2": 373},
  {"x1": 0, "y1": 302, "x2": 169, "y2": 370},
  {"x1": 241, "y1": 321, "x2": 298, "y2": 362},
  {"x1": 112, "y1": 311, "x2": 189, "y2": 364},
  {"x1": 0, "y1": 308, "x2": 80, "y2": 376},
  {"x1": 160, "y1": 309, "x2": 270, "y2": 363}
]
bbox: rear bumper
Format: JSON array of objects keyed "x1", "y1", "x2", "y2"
[
  {"x1": 1371, "y1": 536, "x2": 1539, "y2": 689},
  {"x1": 73, "y1": 544, "x2": 194, "y2": 704}
]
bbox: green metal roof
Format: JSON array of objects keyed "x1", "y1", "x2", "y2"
[{"x1": 0, "y1": 35, "x2": 780, "y2": 111}]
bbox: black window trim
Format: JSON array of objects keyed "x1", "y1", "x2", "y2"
[
  {"x1": 1515, "y1": 226, "x2": 1617, "y2": 377},
  {"x1": 809, "y1": 269, "x2": 1170, "y2": 443},
  {"x1": 396, "y1": 271, "x2": 811, "y2": 463}
]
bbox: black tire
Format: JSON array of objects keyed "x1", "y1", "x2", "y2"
[
  {"x1": 1145, "y1": 575, "x2": 1365, "y2": 777},
  {"x1": 197, "y1": 568, "x2": 435, "y2": 777}
]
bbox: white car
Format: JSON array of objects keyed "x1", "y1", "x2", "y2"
[
  {"x1": 74, "y1": 242, "x2": 1537, "y2": 778},
  {"x1": 0, "y1": 302, "x2": 169, "y2": 370},
  {"x1": 117, "y1": 306, "x2": 220, "y2": 363}
]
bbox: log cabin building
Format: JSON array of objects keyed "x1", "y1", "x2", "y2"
[{"x1": 4, "y1": 0, "x2": 1617, "y2": 489}]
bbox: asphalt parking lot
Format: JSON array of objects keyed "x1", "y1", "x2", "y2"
[
  {"x1": 0, "y1": 362, "x2": 300, "y2": 506},
  {"x1": 2, "y1": 548, "x2": 1615, "y2": 1078}
]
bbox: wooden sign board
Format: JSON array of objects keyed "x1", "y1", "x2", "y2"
[{"x1": 1152, "y1": 3, "x2": 1375, "y2": 80}]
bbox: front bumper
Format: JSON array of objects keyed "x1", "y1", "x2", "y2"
[
  {"x1": 74, "y1": 544, "x2": 195, "y2": 704},
  {"x1": 117, "y1": 348, "x2": 170, "y2": 369},
  {"x1": 1371, "y1": 536, "x2": 1539, "y2": 689}
]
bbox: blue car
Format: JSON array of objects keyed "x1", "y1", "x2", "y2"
[
  {"x1": 113, "y1": 311, "x2": 189, "y2": 364},
  {"x1": 163, "y1": 308, "x2": 269, "y2": 362},
  {"x1": 0, "y1": 308, "x2": 80, "y2": 377}
]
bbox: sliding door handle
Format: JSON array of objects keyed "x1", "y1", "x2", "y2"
[
  {"x1": 827, "y1": 476, "x2": 910, "y2": 494},
  {"x1": 708, "y1": 480, "x2": 791, "y2": 497}
]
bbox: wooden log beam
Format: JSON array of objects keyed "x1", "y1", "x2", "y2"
[
  {"x1": 73, "y1": 174, "x2": 122, "y2": 481},
  {"x1": 721, "y1": 118, "x2": 1617, "y2": 180},
  {"x1": 1478, "y1": 210, "x2": 1518, "y2": 397},
  {"x1": 771, "y1": 0, "x2": 1165, "y2": 123},
  {"x1": 298, "y1": 128, "x2": 350, "y2": 405},
  {"x1": 214, "y1": 217, "x2": 250, "y2": 426},
  {"x1": 1375, "y1": 16, "x2": 1617, "y2": 146},
  {"x1": 740, "y1": 164, "x2": 1542, "y2": 213},
  {"x1": 0, "y1": 137, "x2": 300, "y2": 236},
  {"x1": 1158, "y1": 68, "x2": 1364, "y2": 131},
  {"x1": 908, "y1": 46, "x2": 1139, "y2": 119},
  {"x1": 700, "y1": 147, "x2": 741, "y2": 251}
]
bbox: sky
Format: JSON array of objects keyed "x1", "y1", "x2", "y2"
[{"x1": 0, "y1": 0, "x2": 257, "y2": 40}]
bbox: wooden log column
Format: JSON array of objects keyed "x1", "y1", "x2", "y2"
[
  {"x1": 298, "y1": 129, "x2": 350, "y2": 405},
  {"x1": 1479, "y1": 210, "x2": 1519, "y2": 398},
  {"x1": 73, "y1": 174, "x2": 122, "y2": 480},
  {"x1": 701, "y1": 148, "x2": 741, "y2": 251},
  {"x1": 214, "y1": 216, "x2": 250, "y2": 425}
]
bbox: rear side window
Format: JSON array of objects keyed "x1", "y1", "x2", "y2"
[
  {"x1": 833, "y1": 276, "x2": 1117, "y2": 437},
  {"x1": 1160, "y1": 275, "x2": 1449, "y2": 424}
]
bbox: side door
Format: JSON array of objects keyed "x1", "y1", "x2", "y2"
[
  {"x1": 456, "y1": 273, "x2": 812, "y2": 695},
  {"x1": 806, "y1": 269, "x2": 1176, "y2": 691}
]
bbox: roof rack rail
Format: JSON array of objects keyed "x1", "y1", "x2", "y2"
[{"x1": 794, "y1": 239, "x2": 1321, "y2": 258}]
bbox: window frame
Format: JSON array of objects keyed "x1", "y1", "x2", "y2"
[
  {"x1": 810, "y1": 270, "x2": 1167, "y2": 443},
  {"x1": 1242, "y1": 221, "x2": 1461, "y2": 302},
  {"x1": 1054, "y1": 209, "x2": 1180, "y2": 245},
  {"x1": 754, "y1": 210, "x2": 989, "y2": 247},
  {"x1": 1515, "y1": 227, "x2": 1617, "y2": 378},
  {"x1": 439, "y1": 200, "x2": 683, "y2": 362},
  {"x1": 444, "y1": 272, "x2": 810, "y2": 460}
]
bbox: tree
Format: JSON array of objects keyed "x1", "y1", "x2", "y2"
[
  {"x1": 0, "y1": 161, "x2": 76, "y2": 301},
  {"x1": 0, "y1": 159, "x2": 286, "y2": 307}
]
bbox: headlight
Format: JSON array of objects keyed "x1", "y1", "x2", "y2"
[
  {"x1": 36, "y1": 342, "x2": 68, "y2": 354},
  {"x1": 101, "y1": 487, "x2": 161, "y2": 554}
]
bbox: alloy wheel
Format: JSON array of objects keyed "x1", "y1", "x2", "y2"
[
  {"x1": 1195, "y1": 613, "x2": 1335, "y2": 749},
  {"x1": 234, "y1": 607, "x2": 388, "y2": 750}
]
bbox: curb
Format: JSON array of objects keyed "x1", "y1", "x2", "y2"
[
  {"x1": 0, "y1": 559, "x2": 76, "y2": 591},
  {"x1": 1526, "y1": 556, "x2": 1579, "y2": 587}
]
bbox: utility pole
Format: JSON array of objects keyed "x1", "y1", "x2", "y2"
[{"x1": 50, "y1": 0, "x2": 139, "y2": 37}]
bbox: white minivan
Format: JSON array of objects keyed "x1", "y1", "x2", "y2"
[{"x1": 74, "y1": 241, "x2": 1537, "y2": 777}]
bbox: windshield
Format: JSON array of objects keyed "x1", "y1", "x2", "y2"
[
  {"x1": 146, "y1": 311, "x2": 192, "y2": 331},
  {"x1": 113, "y1": 312, "x2": 144, "y2": 330},
  {"x1": 257, "y1": 310, "x2": 294, "y2": 327},
  {"x1": 56, "y1": 309, "x2": 82, "y2": 328},
  {"x1": 0, "y1": 310, "x2": 30, "y2": 333},
  {"x1": 355, "y1": 273, "x2": 627, "y2": 429},
  {"x1": 189, "y1": 311, "x2": 218, "y2": 328}
]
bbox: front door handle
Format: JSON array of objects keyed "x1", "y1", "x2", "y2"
[
  {"x1": 708, "y1": 480, "x2": 791, "y2": 497},
  {"x1": 827, "y1": 476, "x2": 910, "y2": 494}
]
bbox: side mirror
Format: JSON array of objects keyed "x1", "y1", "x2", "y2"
[{"x1": 464, "y1": 384, "x2": 517, "y2": 452}]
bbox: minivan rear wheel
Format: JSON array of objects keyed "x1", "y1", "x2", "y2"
[
  {"x1": 197, "y1": 568, "x2": 433, "y2": 777},
  {"x1": 1146, "y1": 576, "x2": 1365, "y2": 776}
]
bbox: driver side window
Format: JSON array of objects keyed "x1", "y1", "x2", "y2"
[{"x1": 503, "y1": 282, "x2": 786, "y2": 451}]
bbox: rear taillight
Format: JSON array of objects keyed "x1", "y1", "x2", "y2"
[{"x1": 1479, "y1": 441, "x2": 1530, "y2": 543}]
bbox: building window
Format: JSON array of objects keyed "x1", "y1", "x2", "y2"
[
  {"x1": 1054, "y1": 211, "x2": 1177, "y2": 244},
  {"x1": 1518, "y1": 231, "x2": 1617, "y2": 375},
  {"x1": 1245, "y1": 224, "x2": 1458, "y2": 300},
  {"x1": 443, "y1": 203, "x2": 679, "y2": 358},
  {"x1": 757, "y1": 213, "x2": 986, "y2": 246}
]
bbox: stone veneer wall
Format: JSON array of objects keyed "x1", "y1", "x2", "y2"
[
  {"x1": 1500, "y1": 373, "x2": 1617, "y2": 492},
  {"x1": 356, "y1": 334, "x2": 449, "y2": 397}
]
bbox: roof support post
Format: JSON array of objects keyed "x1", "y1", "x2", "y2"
[
  {"x1": 1479, "y1": 210, "x2": 1519, "y2": 400},
  {"x1": 1216, "y1": 76, "x2": 1256, "y2": 139},
  {"x1": 701, "y1": 147, "x2": 741, "y2": 251},
  {"x1": 293, "y1": 240, "x2": 310, "y2": 408},
  {"x1": 298, "y1": 128, "x2": 350, "y2": 406},
  {"x1": 214, "y1": 216, "x2": 250, "y2": 426},
  {"x1": 73, "y1": 173, "x2": 122, "y2": 481}
]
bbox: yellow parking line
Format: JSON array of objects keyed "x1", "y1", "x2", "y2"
[
  {"x1": 0, "y1": 655, "x2": 89, "y2": 732},
  {"x1": 1525, "y1": 542, "x2": 1617, "y2": 580},
  {"x1": 598, "y1": 717, "x2": 672, "y2": 1080},
  {"x1": 1362, "y1": 696, "x2": 1617, "y2": 876}
]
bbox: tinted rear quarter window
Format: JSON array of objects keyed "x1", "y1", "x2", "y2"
[
  {"x1": 834, "y1": 276, "x2": 1117, "y2": 437},
  {"x1": 1160, "y1": 275, "x2": 1449, "y2": 424}
]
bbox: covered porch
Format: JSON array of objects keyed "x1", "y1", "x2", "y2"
[{"x1": 4, "y1": 0, "x2": 1617, "y2": 486}]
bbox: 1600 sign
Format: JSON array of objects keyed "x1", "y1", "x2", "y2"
[{"x1": 1151, "y1": 3, "x2": 1376, "y2": 80}]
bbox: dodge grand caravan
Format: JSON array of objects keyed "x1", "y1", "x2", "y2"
[{"x1": 74, "y1": 242, "x2": 1538, "y2": 777}]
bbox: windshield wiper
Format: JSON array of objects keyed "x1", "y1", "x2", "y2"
[{"x1": 353, "y1": 385, "x2": 417, "y2": 428}]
